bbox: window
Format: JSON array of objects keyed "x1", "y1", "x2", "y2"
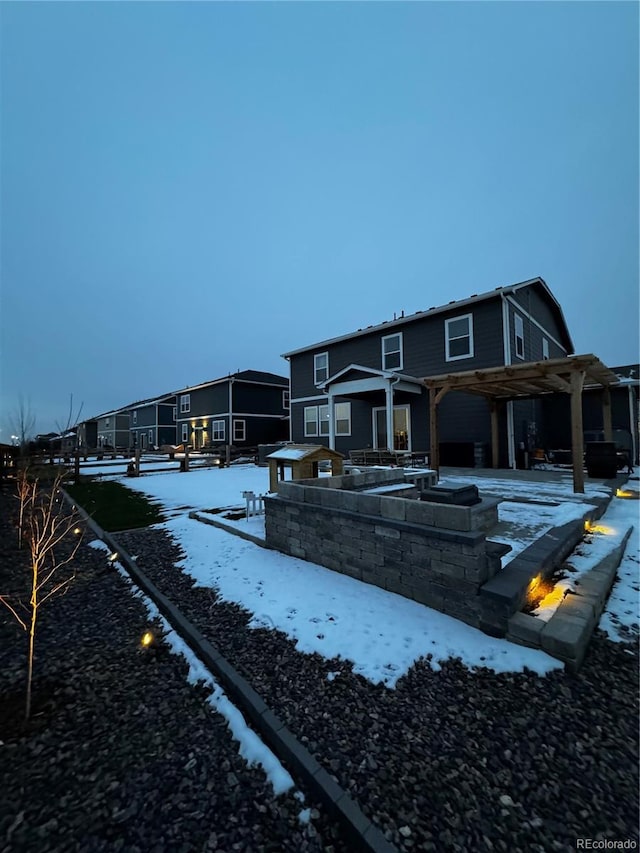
[
  {"x1": 542, "y1": 338, "x2": 549, "y2": 360},
  {"x1": 180, "y1": 394, "x2": 191, "y2": 413},
  {"x1": 445, "y1": 314, "x2": 474, "y2": 361},
  {"x1": 314, "y1": 352, "x2": 329, "y2": 385},
  {"x1": 212, "y1": 420, "x2": 225, "y2": 441},
  {"x1": 172, "y1": 406, "x2": 177, "y2": 421},
  {"x1": 514, "y1": 314, "x2": 525, "y2": 359},
  {"x1": 382, "y1": 333, "x2": 403, "y2": 370},
  {"x1": 148, "y1": 429, "x2": 153, "y2": 444},
  {"x1": 282, "y1": 389, "x2": 290, "y2": 410},
  {"x1": 181, "y1": 423, "x2": 189, "y2": 443},
  {"x1": 303, "y1": 404, "x2": 344, "y2": 436},
  {"x1": 304, "y1": 406, "x2": 319, "y2": 436},
  {"x1": 233, "y1": 419, "x2": 246, "y2": 442},
  {"x1": 335, "y1": 402, "x2": 351, "y2": 436},
  {"x1": 131, "y1": 411, "x2": 137, "y2": 425},
  {"x1": 105, "y1": 418, "x2": 110, "y2": 428}
]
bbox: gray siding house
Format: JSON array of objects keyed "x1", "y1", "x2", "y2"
[
  {"x1": 283, "y1": 278, "x2": 574, "y2": 468},
  {"x1": 95, "y1": 410, "x2": 131, "y2": 450},
  {"x1": 127, "y1": 394, "x2": 177, "y2": 450},
  {"x1": 174, "y1": 370, "x2": 289, "y2": 451}
]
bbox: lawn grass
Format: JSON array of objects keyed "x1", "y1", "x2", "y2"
[{"x1": 65, "y1": 479, "x2": 165, "y2": 531}]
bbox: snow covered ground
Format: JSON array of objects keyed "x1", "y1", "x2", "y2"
[{"x1": 107, "y1": 465, "x2": 637, "y2": 683}]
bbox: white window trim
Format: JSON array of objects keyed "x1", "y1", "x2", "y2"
[
  {"x1": 282, "y1": 389, "x2": 290, "y2": 410},
  {"x1": 314, "y1": 352, "x2": 329, "y2": 386},
  {"x1": 132, "y1": 411, "x2": 137, "y2": 425},
  {"x1": 181, "y1": 423, "x2": 189, "y2": 442},
  {"x1": 514, "y1": 314, "x2": 525, "y2": 360},
  {"x1": 148, "y1": 429, "x2": 153, "y2": 444},
  {"x1": 233, "y1": 419, "x2": 246, "y2": 442},
  {"x1": 180, "y1": 394, "x2": 191, "y2": 413},
  {"x1": 172, "y1": 406, "x2": 177, "y2": 421},
  {"x1": 542, "y1": 338, "x2": 550, "y2": 360},
  {"x1": 445, "y1": 313, "x2": 474, "y2": 362},
  {"x1": 212, "y1": 419, "x2": 226, "y2": 442},
  {"x1": 304, "y1": 406, "x2": 319, "y2": 437},
  {"x1": 382, "y1": 332, "x2": 403, "y2": 371}
]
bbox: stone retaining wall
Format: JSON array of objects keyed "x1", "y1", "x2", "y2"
[{"x1": 264, "y1": 471, "x2": 503, "y2": 628}]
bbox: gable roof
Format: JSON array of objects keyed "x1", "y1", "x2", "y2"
[
  {"x1": 175, "y1": 369, "x2": 288, "y2": 395},
  {"x1": 282, "y1": 277, "x2": 574, "y2": 357}
]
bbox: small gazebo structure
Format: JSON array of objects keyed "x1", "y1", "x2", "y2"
[
  {"x1": 423, "y1": 354, "x2": 620, "y2": 494},
  {"x1": 266, "y1": 444, "x2": 344, "y2": 492}
]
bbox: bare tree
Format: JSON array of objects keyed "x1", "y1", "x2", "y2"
[
  {"x1": 0, "y1": 470, "x2": 82, "y2": 720},
  {"x1": 9, "y1": 396, "x2": 36, "y2": 452},
  {"x1": 55, "y1": 393, "x2": 84, "y2": 453}
]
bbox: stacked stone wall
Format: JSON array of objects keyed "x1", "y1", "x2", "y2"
[{"x1": 265, "y1": 477, "x2": 502, "y2": 627}]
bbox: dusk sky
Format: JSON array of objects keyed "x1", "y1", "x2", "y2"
[{"x1": 1, "y1": 1, "x2": 638, "y2": 438}]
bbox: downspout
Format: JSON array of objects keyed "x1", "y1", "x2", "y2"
[
  {"x1": 501, "y1": 295, "x2": 516, "y2": 468},
  {"x1": 229, "y1": 378, "x2": 234, "y2": 446}
]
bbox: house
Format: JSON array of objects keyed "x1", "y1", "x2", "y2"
[
  {"x1": 282, "y1": 277, "x2": 576, "y2": 468},
  {"x1": 174, "y1": 370, "x2": 289, "y2": 451},
  {"x1": 76, "y1": 419, "x2": 98, "y2": 452},
  {"x1": 94, "y1": 409, "x2": 131, "y2": 450},
  {"x1": 126, "y1": 393, "x2": 177, "y2": 450}
]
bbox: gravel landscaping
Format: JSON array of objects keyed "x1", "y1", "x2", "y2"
[
  {"x1": 3, "y1": 481, "x2": 638, "y2": 853},
  {"x1": 0, "y1": 496, "x2": 348, "y2": 852},
  {"x1": 112, "y1": 523, "x2": 640, "y2": 853}
]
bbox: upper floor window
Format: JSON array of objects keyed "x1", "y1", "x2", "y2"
[
  {"x1": 132, "y1": 411, "x2": 137, "y2": 425},
  {"x1": 542, "y1": 338, "x2": 549, "y2": 360},
  {"x1": 314, "y1": 353, "x2": 329, "y2": 385},
  {"x1": 445, "y1": 314, "x2": 474, "y2": 361},
  {"x1": 172, "y1": 406, "x2": 177, "y2": 421},
  {"x1": 105, "y1": 418, "x2": 110, "y2": 428},
  {"x1": 382, "y1": 333, "x2": 403, "y2": 371},
  {"x1": 282, "y1": 389, "x2": 290, "y2": 410},
  {"x1": 180, "y1": 394, "x2": 191, "y2": 413},
  {"x1": 514, "y1": 314, "x2": 525, "y2": 359}
]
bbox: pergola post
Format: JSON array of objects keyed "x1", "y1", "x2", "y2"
[
  {"x1": 602, "y1": 387, "x2": 612, "y2": 441},
  {"x1": 429, "y1": 387, "x2": 439, "y2": 474},
  {"x1": 385, "y1": 382, "x2": 394, "y2": 451},
  {"x1": 570, "y1": 370, "x2": 585, "y2": 493},
  {"x1": 490, "y1": 401, "x2": 500, "y2": 469}
]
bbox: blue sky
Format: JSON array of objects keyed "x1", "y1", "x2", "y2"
[{"x1": 1, "y1": 1, "x2": 638, "y2": 436}]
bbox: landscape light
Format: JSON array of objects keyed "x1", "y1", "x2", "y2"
[
  {"x1": 108, "y1": 551, "x2": 119, "y2": 563},
  {"x1": 73, "y1": 527, "x2": 82, "y2": 535},
  {"x1": 140, "y1": 631, "x2": 154, "y2": 648},
  {"x1": 616, "y1": 488, "x2": 637, "y2": 499}
]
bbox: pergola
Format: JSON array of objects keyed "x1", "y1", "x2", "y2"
[{"x1": 423, "y1": 354, "x2": 620, "y2": 493}]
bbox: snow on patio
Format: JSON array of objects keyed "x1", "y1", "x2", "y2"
[{"x1": 109, "y1": 465, "x2": 637, "y2": 682}]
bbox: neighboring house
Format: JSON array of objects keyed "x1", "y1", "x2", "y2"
[
  {"x1": 283, "y1": 277, "x2": 575, "y2": 467},
  {"x1": 126, "y1": 394, "x2": 177, "y2": 450},
  {"x1": 76, "y1": 419, "x2": 98, "y2": 452},
  {"x1": 95, "y1": 409, "x2": 131, "y2": 450},
  {"x1": 174, "y1": 370, "x2": 289, "y2": 451}
]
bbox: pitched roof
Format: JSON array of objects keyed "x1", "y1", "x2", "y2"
[
  {"x1": 175, "y1": 369, "x2": 288, "y2": 395},
  {"x1": 282, "y1": 277, "x2": 574, "y2": 357}
]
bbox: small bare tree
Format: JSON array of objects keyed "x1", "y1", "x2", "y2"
[
  {"x1": 16, "y1": 466, "x2": 34, "y2": 550},
  {"x1": 0, "y1": 470, "x2": 82, "y2": 720}
]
